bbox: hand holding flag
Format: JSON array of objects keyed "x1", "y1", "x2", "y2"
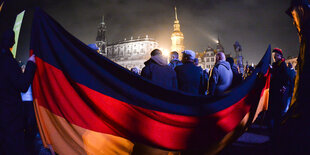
[{"x1": 28, "y1": 54, "x2": 35, "y2": 63}]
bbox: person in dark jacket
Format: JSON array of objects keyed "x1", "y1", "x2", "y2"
[
  {"x1": 226, "y1": 57, "x2": 243, "y2": 89},
  {"x1": 208, "y1": 52, "x2": 233, "y2": 96},
  {"x1": 0, "y1": 30, "x2": 36, "y2": 155},
  {"x1": 168, "y1": 51, "x2": 182, "y2": 69},
  {"x1": 175, "y1": 50, "x2": 204, "y2": 95},
  {"x1": 268, "y1": 48, "x2": 289, "y2": 149},
  {"x1": 141, "y1": 49, "x2": 177, "y2": 89},
  {"x1": 284, "y1": 62, "x2": 296, "y2": 112},
  {"x1": 21, "y1": 64, "x2": 38, "y2": 155},
  {"x1": 194, "y1": 58, "x2": 209, "y2": 95},
  {"x1": 135, "y1": 49, "x2": 178, "y2": 155}
]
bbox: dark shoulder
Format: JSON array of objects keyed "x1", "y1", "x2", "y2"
[
  {"x1": 1, "y1": 50, "x2": 16, "y2": 66},
  {"x1": 174, "y1": 65, "x2": 183, "y2": 71},
  {"x1": 280, "y1": 61, "x2": 288, "y2": 68},
  {"x1": 211, "y1": 65, "x2": 219, "y2": 73},
  {"x1": 213, "y1": 63, "x2": 221, "y2": 69},
  {"x1": 164, "y1": 65, "x2": 175, "y2": 71},
  {"x1": 278, "y1": 61, "x2": 288, "y2": 72}
]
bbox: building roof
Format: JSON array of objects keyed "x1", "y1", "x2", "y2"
[{"x1": 107, "y1": 36, "x2": 157, "y2": 46}]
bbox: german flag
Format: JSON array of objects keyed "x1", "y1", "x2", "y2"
[
  {"x1": 279, "y1": 1, "x2": 310, "y2": 154},
  {"x1": 31, "y1": 8, "x2": 271, "y2": 155}
]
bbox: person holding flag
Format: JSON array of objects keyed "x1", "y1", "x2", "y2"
[
  {"x1": 0, "y1": 29, "x2": 36, "y2": 155},
  {"x1": 268, "y1": 48, "x2": 289, "y2": 151}
]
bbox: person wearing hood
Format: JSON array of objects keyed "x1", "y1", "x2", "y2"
[
  {"x1": 141, "y1": 49, "x2": 177, "y2": 89},
  {"x1": 168, "y1": 51, "x2": 182, "y2": 69},
  {"x1": 208, "y1": 52, "x2": 233, "y2": 96},
  {"x1": 175, "y1": 50, "x2": 205, "y2": 95},
  {"x1": 135, "y1": 49, "x2": 178, "y2": 155},
  {"x1": 0, "y1": 29, "x2": 36, "y2": 154}
]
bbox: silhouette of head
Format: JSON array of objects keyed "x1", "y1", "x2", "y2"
[
  {"x1": 288, "y1": 62, "x2": 293, "y2": 69},
  {"x1": 216, "y1": 52, "x2": 226, "y2": 62},
  {"x1": 150, "y1": 49, "x2": 162, "y2": 56},
  {"x1": 226, "y1": 57, "x2": 234, "y2": 67},
  {"x1": 170, "y1": 51, "x2": 179, "y2": 60},
  {"x1": 194, "y1": 58, "x2": 199, "y2": 66},
  {"x1": 1, "y1": 29, "x2": 15, "y2": 50}
]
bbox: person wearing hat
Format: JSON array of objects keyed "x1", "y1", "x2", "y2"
[
  {"x1": 141, "y1": 49, "x2": 177, "y2": 89},
  {"x1": 207, "y1": 52, "x2": 233, "y2": 96},
  {"x1": 0, "y1": 29, "x2": 36, "y2": 154},
  {"x1": 88, "y1": 44, "x2": 99, "y2": 53},
  {"x1": 174, "y1": 50, "x2": 205, "y2": 95},
  {"x1": 130, "y1": 67, "x2": 140, "y2": 75},
  {"x1": 267, "y1": 48, "x2": 290, "y2": 149}
]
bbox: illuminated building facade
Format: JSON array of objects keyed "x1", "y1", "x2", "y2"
[
  {"x1": 95, "y1": 17, "x2": 159, "y2": 69},
  {"x1": 197, "y1": 47, "x2": 216, "y2": 70},
  {"x1": 233, "y1": 41, "x2": 244, "y2": 74},
  {"x1": 106, "y1": 36, "x2": 159, "y2": 69},
  {"x1": 171, "y1": 6, "x2": 184, "y2": 57},
  {"x1": 286, "y1": 56, "x2": 297, "y2": 69},
  {"x1": 197, "y1": 37, "x2": 227, "y2": 70}
]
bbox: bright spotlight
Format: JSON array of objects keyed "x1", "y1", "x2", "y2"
[{"x1": 159, "y1": 48, "x2": 170, "y2": 57}]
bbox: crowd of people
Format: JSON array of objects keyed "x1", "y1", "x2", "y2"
[
  {"x1": 0, "y1": 27, "x2": 297, "y2": 154},
  {"x1": 133, "y1": 48, "x2": 259, "y2": 96},
  {"x1": 133, "y1": 48, "x2": 297, "y2": 151}
]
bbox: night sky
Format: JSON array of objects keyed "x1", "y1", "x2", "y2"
[{"x1": 0, "y1": 0, "x2": 299, "y2": 64}]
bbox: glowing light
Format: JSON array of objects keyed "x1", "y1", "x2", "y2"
[
  {"x1": 209, "y1": 36, "x2": 218, "y2": 43},
  {"x1": 159, "y1": 48, "x2": 170, "y2": 57}
]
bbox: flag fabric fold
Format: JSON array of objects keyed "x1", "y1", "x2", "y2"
[
  {"x1": 0, "y1": 1, "x2": 4, "y2": 12},
  {"x1": 31, "y1": 8, "x2": 270, "y2": 155}
]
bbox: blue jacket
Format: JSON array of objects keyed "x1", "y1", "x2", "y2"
[
  {"x1": 168, "y1": 59, "x2": 183, "y2": 69},
  {"x1": 208, "y1": 60, "x2": 233, "y2": 96},
  {"x1": 141, "y1": 56, "x2": 177, "y2": 89},
  {"x1": 175, "y1": 62, "x2": 204, "y2": 95}
]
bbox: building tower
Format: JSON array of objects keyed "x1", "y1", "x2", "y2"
[
  {"x1": 96, "y1": 15, "x2": 107, "y2": 56},
  {"x1": 233, "y1": 41, "x2": 244, "y2": 74},
  {"x1": 171, "y1": 6, "x2": 184, "y2": 56},
  {"x1": 215, "y1": 35, "x2": 224, "y2": 53}
]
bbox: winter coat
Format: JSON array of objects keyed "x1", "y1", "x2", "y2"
[
  {"x1": 174, "y1": 62, "x2": 204, "y2": 95},
  {"x1": 208, "y1": 60, "x2": 233, "y2": 96},
  {"x1": 269, "y1": 60, "x2": 289, "y2": 118},
  {"x1": 287, "y1": 68, "x2": 296, "y2": 96},
  {"x1": 0, "y1": 48, "x2": 36, "y2": 155},
  {"x1": 141, "y1": 55, "x2": 177, "y2": 89},
  {"x1": 0, "y1": 49, "x2": 36, "y2": 121},
  {"x1": 230, "y1": 64, "x2": 243, "y2": 89},
  {"x1": 168, "y1": 59, "x2": 183, "y2": 69}
]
